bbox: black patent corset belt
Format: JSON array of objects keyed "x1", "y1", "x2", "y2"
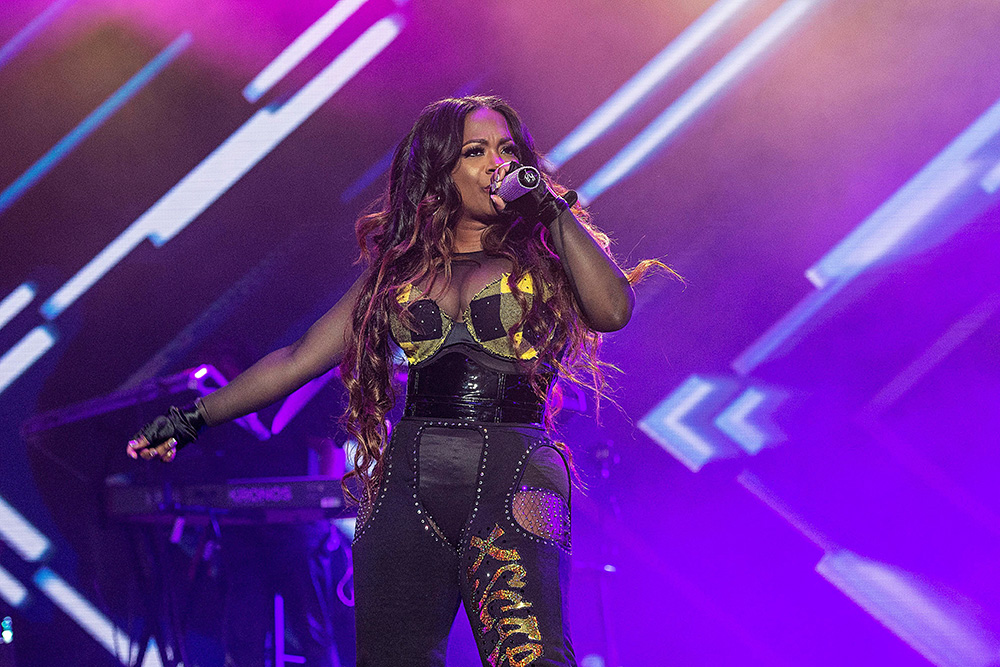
[{"x1": 404, "y1": 350, "x2": 550, "y2": 424}]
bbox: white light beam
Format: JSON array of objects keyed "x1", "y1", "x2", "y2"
[
  {"x1": 0, "y1": 283, "x2": 35, "y2": 332},
  {"x1": 547, "y1": 0, "x2": 757, "y2": 168},
  {"x1": 40, "y1": 16, "x2": 404, "y2": 320},
  {"x1": 578, "y1": 0, "x2": 819, "y2": 204},
  {"x1": 243, "y1": 0, "x2": 371, "y2": 102}
]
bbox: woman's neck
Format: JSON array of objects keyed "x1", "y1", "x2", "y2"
[{"x1": 453, "y1": 217, "x2": 486, "y2": 253}]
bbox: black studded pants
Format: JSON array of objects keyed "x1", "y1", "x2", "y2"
[{"x1": 352, "y1": 418, "x2": 577, "y2": 667}]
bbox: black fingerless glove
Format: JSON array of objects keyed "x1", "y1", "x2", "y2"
[{"x1": 135, "y1": 402, "x2": 208, "y2": 452}]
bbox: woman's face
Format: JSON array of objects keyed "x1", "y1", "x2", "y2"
[{"x1": 451, "y1": 107, "x2": 520, "y2": 225}]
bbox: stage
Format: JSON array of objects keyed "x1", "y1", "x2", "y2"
[{"x1": 1, "y1": 0, "x2": 999, "y2": 665}]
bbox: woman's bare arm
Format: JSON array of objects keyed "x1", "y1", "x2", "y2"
[
  {"x1": 128, "y1": 273, "x2": 368, "y2": 461},
  {"x1": 199, "y1": 273, "x2": 366, "y2": 425}
]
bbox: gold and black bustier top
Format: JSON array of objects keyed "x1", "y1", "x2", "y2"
[
  {"x1": 390, "y1": 272, "x2": 541, "y2": 366},
  {"x1": 390, "y1": 271, "x2": 552, "y2": 424}
]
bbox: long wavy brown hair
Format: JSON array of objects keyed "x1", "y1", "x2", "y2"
[{"x1": 339, "y1": 95, "x2": 666, "y2": 501}]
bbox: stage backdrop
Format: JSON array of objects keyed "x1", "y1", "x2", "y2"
[{"x1": 2, "y1": 0, "x2": 999, "y2": 665}]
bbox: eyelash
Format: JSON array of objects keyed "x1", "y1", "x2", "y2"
[{"x1": 463, "y1": 145, "x2": 518, "y2": 158}]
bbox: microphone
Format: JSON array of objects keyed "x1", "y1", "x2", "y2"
[
  {"x1": 493, "y1": 164, "x2": 579, "y2": 209},
  {"x1": 494, "y1": 164, "x2": 543, "y2": 203}
]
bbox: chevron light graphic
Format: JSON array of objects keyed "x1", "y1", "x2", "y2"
[
  {"x1": 640, "y1": 375, "x2": 736, "y2": 471},
  {"x1": 714, "y1": 386, "x2": 787, "y2": 454},
  {"x1": 642, "y1": 375, "x2": 787, "y2": 471}
]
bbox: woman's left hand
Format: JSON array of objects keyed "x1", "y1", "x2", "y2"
[
  {"x1": 489, "y1": 160, "x2": 517, "y2": 212},
  {"x1": 127, "y1": 403, "x2": 206, "y2": 462},
  {"x1": 490, "y1": 160, "x2": 570, "y2": 226}
]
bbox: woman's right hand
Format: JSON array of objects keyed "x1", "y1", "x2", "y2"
[{"x1": 127, "y1": 403, "x2": 207, "y2": 463}]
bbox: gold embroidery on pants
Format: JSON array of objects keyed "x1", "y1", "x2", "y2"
[
  {"x1": 477, "y1": 563, "x2": 530, "y2": 631},
  {"x1": 497, "y1": 616, "x2": 542, "y2": 641},
  {"x1": 490, "y1": 563, "x2": 528, "y2": 589},
  {"x1": 468, "y1": 524, "x2": 521, "y2": 579},
  {"x1": 470, "y1": 523, "x2": 546, "y2": 666},
  {"x1": 479, "y1": 589, "x2": 533, "y2": 633},
  {"x1": 502, "y1": 643, "x2": 545, "y2": 667}
]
